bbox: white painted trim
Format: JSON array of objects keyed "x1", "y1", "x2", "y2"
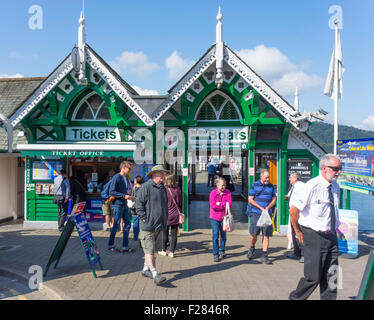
[
  {"x1": 151, "y1": 46, "x2": 217, "y2": 123},
  {"x1": 289, "y1": 127, "x2": 325, "y2": 159},
  {"x1": 85, "y1": 47, "x2": 154, "y2": 126}
]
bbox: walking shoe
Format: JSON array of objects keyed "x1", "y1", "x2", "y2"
[
  {"x1": 286, "y1": 253, "x2": 301, "y2": 260},
  {"x1": 168, "y1": 252, "x2": 174, "y2": 258},
  {"x1": 299, "y1": 256, "x2": 304, "y2": 263},
  {"x1": 219, "y1": 252, "x2": 226, "y2": 260},
  {"x1": 107, "y1": 247, "x2": 121, "y2": 254},
  {"x1": 213, "y1": 255, "x2": 220, "y2": 262},
  {"x1": 158, "y1": 250, "x2": 167, "y2": 256},
  {"x1": 141, "y1": 269, "x2": 153, "y2": 279},
  {"x1": 247, "y1": 247, "x2": 255, "y2": 260},
  {"x1": 154, "y1": 274, "x2": 167, "y2": 286},
  {"x1": 261, "y1": 253, "x2": 272, "y2": 265}
]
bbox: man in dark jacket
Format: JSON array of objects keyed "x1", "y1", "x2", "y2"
[
  {"x1": 107, "y1": 161, "x2": 135, "y2": 253},
  {"x1": 135, "y1": 165, "x2": 168, "y2": 285}
]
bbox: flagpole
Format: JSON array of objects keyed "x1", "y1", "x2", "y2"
[{"x1": 333, "y1": 21, "x2": 339, "y2": 155}]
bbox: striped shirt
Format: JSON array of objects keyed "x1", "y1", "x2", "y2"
[{"x1": 248, "y1": 180, "x2": 276, "y2": 215}]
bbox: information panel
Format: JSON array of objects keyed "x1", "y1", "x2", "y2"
[
  {"x1": 32, "y1": 160, "x2": 63, "y2": 181},
  {"x1": 286, "y1": 159, "x2": 313, "y2": 191},
  {"x1": 337, "y1": 138, "x2": 374, "y2": 193}
]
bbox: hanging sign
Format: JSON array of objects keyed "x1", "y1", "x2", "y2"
[{"x1": 286, "y1": 159, "x2": 313, "y2": 191}]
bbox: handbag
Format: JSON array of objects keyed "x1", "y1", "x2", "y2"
[
  {"x1": 127, "y1": 187, "x2": 135, "y2": 208},
  {"x1": 222, "y1": 202, "x2": 234, "y2": 232},
  {"x1": 167, "y1": 187, "x2": 185, "y2": 225}
]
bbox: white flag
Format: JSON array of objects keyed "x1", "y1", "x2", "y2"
[{"x1": 324, "y1": 28, "x2": 344, "y2": 99}]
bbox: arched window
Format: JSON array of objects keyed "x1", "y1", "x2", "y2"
[
  {"x1": 195, "y1": 91, "x2": 241, "y2": 121},
  {"x1": 72, "y1": 92, "x2": 110, "y2": 121}
]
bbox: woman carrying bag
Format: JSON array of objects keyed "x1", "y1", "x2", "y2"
[
  {"x1": 158, "y1": 174, "x2": 183, "y2": 258},
  {"x1": 209, "y1": 177, "x2": 232, "y2": 262}
]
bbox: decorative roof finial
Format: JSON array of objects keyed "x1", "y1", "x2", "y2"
[
  {"x1": 294, "y1": 87, "x2": 299, "y2": 112},
  {"x1": 215, "y1": 6, "x2": 224, "y2": 89},
  {"x1": 78, "y1": 0, "x2": 87, "y2": 84}
]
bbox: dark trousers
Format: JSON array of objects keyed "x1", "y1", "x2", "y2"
[
  {"x1": 289, "y1": 226, "x2": 339, "y2": 300},
  {"x1": 57, "y1": 200, "x2": 68, "y2": 229},
  {"x1": 291, "y1": 223, "x2": 303, "y2": 257},
  {"x1": 207, "y1": 174, "x2": 215, "y2": 187},
  {"x1": 162, "y1": 224, "x2": 179, "y2": 253}
]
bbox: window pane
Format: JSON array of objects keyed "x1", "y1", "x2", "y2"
[
  {"x1": 209, "y1": 94, "x2": 225, "y2": 111},
  {"x1": 96, "y1": 104, "x2": 110, "y2": 120},
  {"x1": 87, "y1": 94, "x2": 103, "y2": 112},
  {"x1": 75, "y1": 102, "x2": 93, "y2": 120},
  {"x1": 219, "y1": 101, "x2": 239, "y2": 120},
  {"x1": 196, "y1": 102, "x2": 216, "y2": 120}
]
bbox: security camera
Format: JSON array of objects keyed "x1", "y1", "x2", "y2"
[
  {"x1": 293, "y1": 114, "x2": 309, "y2": 122},
  {"x1": 310, "y1": 112, "x2": 326, "y2": 121}
]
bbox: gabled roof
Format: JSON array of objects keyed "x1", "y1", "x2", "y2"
[
  {"x1": 0, "y1": 77, "x2": 46, "y2": 119},
  {"x1": 8, "y1": 44, "x2": 154, "y2": 128}
]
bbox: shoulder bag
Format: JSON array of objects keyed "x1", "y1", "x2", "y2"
[
  {"x1": 167, "y1": 187, "x2": 185, "y2": 225},
  {"x1": 222, "y1": 201, "x2": 234, "y2": 232}
]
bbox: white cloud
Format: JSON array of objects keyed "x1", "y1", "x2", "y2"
[
  {"x1": 165, "y1": 51, "x2": 195, "y2": 80},
  {"x1": 272, "y1": 72, "x2": 324, "y2": 96},
  {"x1": 9, "y1": 51, "x2": 23, "y2": 59},
  {"x1": 236, "y1": 44, "x2": 324, "y2": 96},
  {"x1": 132, "y1": 85, "x2": 159, "y2": 95},
  {"x1": 0, "y1": 73, "x2": 24, "y2": 78},
  {"x1": 110, "y1": 51, "x2": 159, "y2": 80},
  {"x1": 358, "y1": 116, "x2": 374, "y2": 131}
]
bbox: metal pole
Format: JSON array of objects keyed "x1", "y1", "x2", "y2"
[{"x1": 333, "y1": 22, "x2": 339, "y2": 155}]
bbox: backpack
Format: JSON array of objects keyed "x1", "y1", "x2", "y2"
[{"x1": 101, "y1": 180, "x2": 112, "y2": 200}]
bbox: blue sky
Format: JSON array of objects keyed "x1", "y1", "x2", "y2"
[{"x1": 1, "y1": 0, "x2": 373, "y2": 130}]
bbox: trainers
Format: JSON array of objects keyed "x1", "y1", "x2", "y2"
[
  {"x1": 141, "y1": 269, "x2": 153, "y2": 279},
  {"x1": 168, "y1": 252, "x2": 174, "y2": 258},
  {"x1": 261, "y1": 253, "x2": 272, "y2": 264},
  {"x1": 158, "y1": 250, "x2": 167, "y2": 256},
  {"x1": 247, "y1": 247, "x2": 255, "y2": 260},
  {"x1": 299, "y1": 256, "x2": 304, "y2": 263},
  {"x1": 219, "y1": 252, "x2": 226, "y2": 260},
  {"x1": 213, "y1": 255, "x2": 220, "y2": 262},
  {"x1": 154, "y1": 274, "x2": 167, "y2": 286},
  {"x1": 107, "y1": 247, "x2": 121, "y2": 253}
]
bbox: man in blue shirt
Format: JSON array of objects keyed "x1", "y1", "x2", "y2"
[
  {"x1": 207, "y1": 161, "x2": 216, "y2": 187},
  {"x1": 108, "y1": 161, "x2": 135, "y2": 253},
  {"x1": 247, "y1": 168, "x2": 276, "y2": 264},
  {"x1": 53, "y1": 169, "x2": 70, "y2": 232}
]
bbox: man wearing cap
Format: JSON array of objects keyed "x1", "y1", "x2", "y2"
[
  {"x1": 53, "y1": 169, "x2": 70, "y2": 232},
  {"x1": 135, "y1": 165, "x2": 168, "y2": 286}
]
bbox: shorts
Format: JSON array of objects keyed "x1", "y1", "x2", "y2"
[
  {"x1": 102, "y1": 202, "x2": 113, "y2": 217},
  {"x1": 249, "y1": 213, "x2": 273, "y2": 237},
  {"x1": 139, "y1": 229, "x2": 162, "y2": 255}
]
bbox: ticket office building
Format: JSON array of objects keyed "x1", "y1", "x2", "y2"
[{"x1": 9, "y1": 35, "x2": 325, "y2": 233}]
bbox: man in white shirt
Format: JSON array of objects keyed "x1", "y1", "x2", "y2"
[
  {"x1": 285, "y1": 172, "x2": 304, "y2": 262},
  {"x1": 289, "y1": 154, "x2": 342, "y2": 300}
]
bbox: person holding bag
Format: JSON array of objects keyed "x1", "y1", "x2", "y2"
[
  {"x1": 130, "y1": 176, "x2": 144, "y2": 245},
  {"x1": 209, "y1": 177, "x2": 232, "y2": 262},
  {"x1": 158, "y1": 174, "x2": 182, "y2": 258}
]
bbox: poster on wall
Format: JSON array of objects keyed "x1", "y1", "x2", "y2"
[
  {"x1": 133, "y1": 164, "x2": 155, "y2": 181},
  {"x1": 32, "y1": 160, "x2": 63, "y2": 181},
  {"x1": 336, "y1": 209, "x2": 359, "y2": 255},
  {"x1": 337, "y1": 138, "x2": 374, "y2": 193},
  {"x1": 286, "y1": 159, "x2": 313, "y2": 191}
]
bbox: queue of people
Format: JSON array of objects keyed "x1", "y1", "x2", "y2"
[{"x1": 54, "y1": 153, "x2": 343, "y2": 299}]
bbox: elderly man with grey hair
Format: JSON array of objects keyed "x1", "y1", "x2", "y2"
[
  {"x1": 285, "y1": 172, "x2": 304, "y2": 262},
  {"x1": 289, "y1": 153, "x2": 342, "y2": 300}
]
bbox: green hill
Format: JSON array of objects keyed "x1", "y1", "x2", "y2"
[{"x1": 306, "y1": 121, "x2": 374, "y2": 153}]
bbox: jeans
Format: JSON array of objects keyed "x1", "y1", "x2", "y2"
[
  {"x1": 210, "y1": 218, "x2": 226, "y2": 257},
  {"x1": 132, "y1": 216, "x2": 140, "y2": 241},
  {"x1": 207, "y1": 174, "x2": 215, "y2": 187},
  {"x1": 108, "y1": 206, "x2": 131, "y2": 249}
]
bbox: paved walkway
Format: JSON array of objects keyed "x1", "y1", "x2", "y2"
[{"x1": 1, "y1": 219, "x2": 373, "y2": 300}]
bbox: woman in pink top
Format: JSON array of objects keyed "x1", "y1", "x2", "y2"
[{"x1": 209, "y1": 177, "x2": 232, "y2": 262}]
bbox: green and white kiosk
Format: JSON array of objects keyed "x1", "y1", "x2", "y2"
[{"x1": 8, "y1": 9, "x2": 326, "y2": 233}]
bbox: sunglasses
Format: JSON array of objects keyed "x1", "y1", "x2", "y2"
[{"x1": 327, "y1": 166, "x2": 342, "y2": 172}]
